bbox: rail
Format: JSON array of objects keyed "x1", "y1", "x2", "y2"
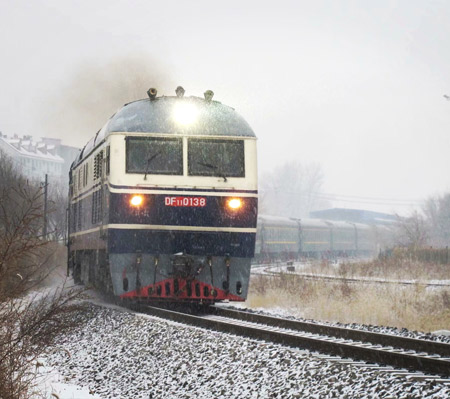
[{"x1": 139, "y1": 305, "x2": 450, "y2": 377}]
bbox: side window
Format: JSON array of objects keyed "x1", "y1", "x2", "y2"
[
  {"x1": 72, "y1": 203, "x2": 77, "y2": 232},
  {"x1": 91, "y1": 192, "x2": 96, "y2": 224},
  {"x1": 91, "y1": 188, "x2": 103, "y2": 224},
  {"x1": 77, "y1": 201, "x2": 82, "y2": 231},
  {"x1": 106, "y1": 146, "x2": 110, "y2": 176},
  {"x1": 73, "y1": 173, "x2": 77, "y2": 195},
  {"x1": 85, "y1": 163, "x2": 89, "y2": 186}
]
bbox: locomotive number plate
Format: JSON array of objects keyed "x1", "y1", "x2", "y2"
[{"x1": 165, "y1": 196, "x2": 207, "y2": 207}]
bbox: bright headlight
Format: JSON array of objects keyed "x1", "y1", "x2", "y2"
[
  {"x1": 227, "y1": 198, "x2": 242, "y2": 210},
  {"x1": 130, "y1": 195, "x2": 143, "y2": 207},
  {"x1": 173, "y1": 103, "x2": 199, "y2": 125}
]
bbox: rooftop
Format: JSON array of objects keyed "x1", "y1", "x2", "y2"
[
  {"x1": 310, "y1": 208, "x2": 396, "y2": 224},
  {"x1": 0, "y1": 133, "x2": 64, "y2": 163}
]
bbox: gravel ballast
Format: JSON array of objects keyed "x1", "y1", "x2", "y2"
[{"x1": 44, "y1": 303, "x2": 450, "y2": 399}]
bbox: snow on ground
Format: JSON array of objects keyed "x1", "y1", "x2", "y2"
[
  {"x1": 36, "y1": 362, "x2": 101, "y2": 399},
  {"x1": 253, "y1": 262, "x2": 450, "y2": 287},
  {"x1": 43, "y1": 303, "x2": 450, "y2": 399}
]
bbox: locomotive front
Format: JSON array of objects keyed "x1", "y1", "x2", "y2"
[{"x1": 68, "y1": 88, "x2": 258, "y2": 303}]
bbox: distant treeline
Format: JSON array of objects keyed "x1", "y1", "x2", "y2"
[{"x1": 380, "y1": 247, "x2": 450, "y2": 265}]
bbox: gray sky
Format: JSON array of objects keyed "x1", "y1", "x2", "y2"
[{"x1": 1, "y1": 0, "x2": 450, "y2": 215}]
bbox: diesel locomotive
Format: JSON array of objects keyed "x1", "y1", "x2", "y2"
[{"x1": 68, "y1": 87, "x2": 258, "y2": 303}]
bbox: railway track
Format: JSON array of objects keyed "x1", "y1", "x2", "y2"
[
  {"x1": 253, "y1": 267, "x2": 450, "y2": 288},
  {"x1": 140, "y1": 304, "x2": 450, "y2": 378}
]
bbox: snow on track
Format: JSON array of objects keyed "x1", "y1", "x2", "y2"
[{"x1": 44, "y1": 303, "x2": 450, "y2": 399}]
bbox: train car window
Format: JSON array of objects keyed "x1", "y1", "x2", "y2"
[
  {"x1": 126, "y1": 137, "x2": 183, "y2": 175},
  {"x1": 188, "y1": 139, "x2": 245, "y2": 178}
]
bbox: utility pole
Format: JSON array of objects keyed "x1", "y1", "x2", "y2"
[{"x1": 43, "y1": 174, "x2": 48, "y2": 238}]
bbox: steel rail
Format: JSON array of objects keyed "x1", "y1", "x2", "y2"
[
  {"x1": 252, "y1": 269, "x2": 450, "y2": 287},
  {"x1": 141, "y1": 305, "x2": 450, "y2": 376},
  {"x1": 211, "y1": 306, "x2": 450, "y2": 357}
]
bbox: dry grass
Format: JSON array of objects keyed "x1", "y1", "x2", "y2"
[
  {"x1": 246, "y1": 259, "x2": 450, "y2": 332},
  {"x1": 299, "y1": 257, "x2": 450, "y2": 281}
]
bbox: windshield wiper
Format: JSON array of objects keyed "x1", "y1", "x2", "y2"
[
  {"x1": 144, "y1": 152, "x2": 161, "y2": 180},
  {"x1": 197, "y1": 162, "x2": 227, "y2": 182}
]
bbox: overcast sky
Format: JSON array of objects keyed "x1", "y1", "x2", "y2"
[{"x1": 1, "y1": 0, "x2": 450, "y2": 214}]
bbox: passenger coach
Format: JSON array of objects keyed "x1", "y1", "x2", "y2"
[
  {"x1": 68, "y1": 87, "x2": 258, "y2": 303},
  {"x1": 255, "y1": 215, "x2": 378, "y2": 261}
]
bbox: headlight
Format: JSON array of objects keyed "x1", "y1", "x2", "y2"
[
  {"x1": 173, "y1": 103, "x2": 199, "y2": 125},
  {"x1": 130, "y1": 195, "x2": 143, "y2": 207},
  {"x1": 227, "y1": 198, "x2": 242, "y2": 210}
]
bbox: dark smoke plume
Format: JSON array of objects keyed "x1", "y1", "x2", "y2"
[{"x1": 42, "y1": 55, "x2": 175, "y2": 147}]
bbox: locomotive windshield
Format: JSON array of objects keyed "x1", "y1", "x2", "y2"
[
  {"x1": 126, "y1": 136, "x2": 183, "y2": 175},
  {"x1": 188, "y1": 139, "x2": 245, "y2": 178}
]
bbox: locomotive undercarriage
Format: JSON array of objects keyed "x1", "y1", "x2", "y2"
[
  {"x1": 111, "y1": 252, "x2": 250, "y2": 302},
  {"x1": 71, "y1": 249, "x2": 113, "y2": 294},
  {"x1": 70, "y1": 249, "x2": 251, "y2": 303}
]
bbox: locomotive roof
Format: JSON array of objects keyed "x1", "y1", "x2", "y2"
[
  {"x1": 105, "y1": 96, "x2": 255, "y2": 136},
  {"x1": 75, "y1": 96, "x2": 255, "y2": 165}
]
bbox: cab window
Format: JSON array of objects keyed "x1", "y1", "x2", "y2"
[
  {"x1": 126, "y1": 137, "x2": 183, "y2": 175},
  {"x1": 188, "y1": 139, "x2": 245, "y2": 178}
]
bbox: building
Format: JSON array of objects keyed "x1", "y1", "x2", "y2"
[
  {"x1": 40, "y1": 137, "x2": 80, "y2": 183},
  {"x1": 0, "y1": 132, "x2": 80, "y2": 184}
]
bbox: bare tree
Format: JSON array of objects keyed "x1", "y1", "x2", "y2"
[
  {"x1": 46, "y1": 180, "x2": 68, "y2": 242},
  {"x1": 423, "y1": 193, "x2": 450, "y2": 247},
  {"x1": 393, "y1": 210, "x2": 428, "y2": 249},
  {"x1": 259, "y1": 161, "x2": 329, "y2": 218},
  {"x1": 0, "y1": 152, "x2": 84, "y2": 399}
]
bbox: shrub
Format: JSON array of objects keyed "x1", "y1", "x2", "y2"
[{"x1": 0, "y1": 153, "x2": 84, "y2": 399}]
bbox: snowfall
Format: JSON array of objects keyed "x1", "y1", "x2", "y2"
[{"x1": 36, "y1": 297, "x2": 450, "y2": 399}]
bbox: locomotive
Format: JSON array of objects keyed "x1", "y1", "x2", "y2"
[{"x1": 68, "y1": 87, "x2": 258, "y2": 303}]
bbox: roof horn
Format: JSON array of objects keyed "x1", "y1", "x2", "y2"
[
  {"x1": 147, "y1": 88, "x2": 157, "y2": 100},
  {"x1": 176, "y1": 86, "x2": 185, "y2": 97}
]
